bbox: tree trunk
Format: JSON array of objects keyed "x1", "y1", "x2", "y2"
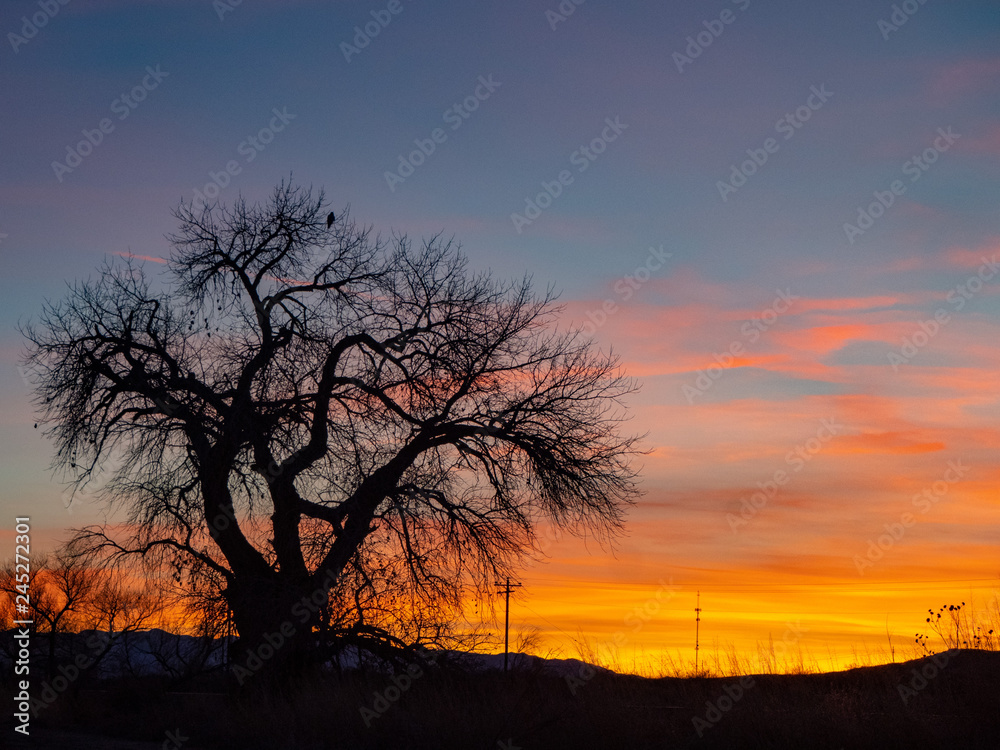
[{"x1": 225, "y1": 571, "x2": 325, "y2": 684}]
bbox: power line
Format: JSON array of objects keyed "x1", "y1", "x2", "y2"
[
  {"x1": 516, "y1": 575, "x2": 999, "y2": 591},
  {"x1": 517, "y1": 601, "x2": 578, "y2": 641}
]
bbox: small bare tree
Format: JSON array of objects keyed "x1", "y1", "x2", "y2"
[
  {"x1": 84, "y1": 573, "x2": 162, "y2": 677},
  {"x1": 0, "y1": 553, "x2": 99, "y2": 676},
  {"x1": 23, "y1": 181, "x2": 641, "y2": 675}
]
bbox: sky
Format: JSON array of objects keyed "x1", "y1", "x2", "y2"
[{"x1": 1, "y1": 0, "x2": 1000, "y2": 672}]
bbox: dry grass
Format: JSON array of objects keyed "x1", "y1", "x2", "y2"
[{"x1": 5, "y1": 597, "x2": 1000, "y2": 748}]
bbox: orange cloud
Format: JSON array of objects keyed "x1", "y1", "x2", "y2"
[
  {"x1": 775, "y1": 323, "x2": 886, "y2": 355},
  {"x1": 826, "y1": 431, "x2": 945, "y2": 455}
]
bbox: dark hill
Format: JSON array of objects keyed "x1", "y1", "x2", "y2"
[{"x1": 3, "y1": 648, "x2": 998, "y2": 749}]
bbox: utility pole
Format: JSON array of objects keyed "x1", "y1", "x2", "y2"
[
  {"x1": 695, "y1": 591, "x2": 701, "y2": 675},
  {"x1": 498, "y1": 577, "x2": 522, "y2": 673},
  {"x1": 223, "y1": 602, "x2": 232, "y2": 670}
]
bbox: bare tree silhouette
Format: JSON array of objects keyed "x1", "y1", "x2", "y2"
[
  {"x1": 0, "y1": 552, "x2": 95, "y2": 677},
  {"x1": 22, "y1": 181, "x2": 641, "y2": 676},
  {"x1": 0, "y1": 553, "x2": 161, "y2": 681}
]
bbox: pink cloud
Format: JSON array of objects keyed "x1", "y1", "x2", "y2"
[
  {"x1": 886, "y1": 239, "x2": 1000, "y2": 272},
  {"x1": 954, "y1": 123, "x2": 1000, "y2": 155},
  {"x1": 115, "y1": 251, "x2": 168, "y2": 265},
  {"x1": 928, "y1": 58, "x2": 1000, "y2": 102}
]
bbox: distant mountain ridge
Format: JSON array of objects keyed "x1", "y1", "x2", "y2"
[{"x1": 1, "y1": 627, "x2": 606, "y2": 679}]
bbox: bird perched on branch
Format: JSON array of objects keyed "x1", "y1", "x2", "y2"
[{"x1": 326, "y1": 212, "x2": 335, "y2": 228}]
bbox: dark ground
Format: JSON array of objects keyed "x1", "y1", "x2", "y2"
[{"x1": 3, "y1": 649, "x2": 998, "y2": 749}]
